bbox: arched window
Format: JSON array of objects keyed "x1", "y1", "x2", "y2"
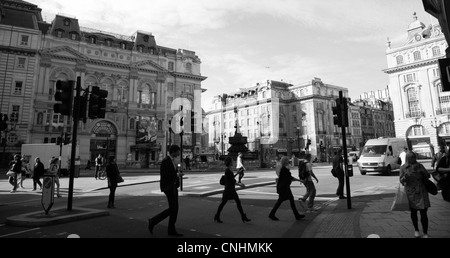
[
  {"x1": 186, "y1": 63, "x2": 192, "y2": 74},
  {"x1": 120, "y1": 42, "x2": 127, "y2": 49},
  {"x1": 90, "y1": 36, "x2": 97, "y2": 44},
  {"x1": 139, "y1": 85, "x2": 150, "y2": 104},
  {"x1": 396, "y1": 55, "x2": 404, "y2": 65},
  {"x1": 413, "y1": 51, "x2": 421, "y2": 61},
  {"x1": 432, "y1": 46, "x2": 441, "y2": 57},
  {"x1": 406, "y1": 87, "x2": 420, "y2": 116}
]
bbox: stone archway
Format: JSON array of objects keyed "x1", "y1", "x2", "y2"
[
  {"x1": 406, "y1": 124, "x2": 432, "y2": 158},
  {"x1": 89, "y1": 120, "x2": 118, "y2": 162}
]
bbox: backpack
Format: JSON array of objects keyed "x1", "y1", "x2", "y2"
[{"x1": 298, "y1": 160, "x2": 310, "y2": 181}]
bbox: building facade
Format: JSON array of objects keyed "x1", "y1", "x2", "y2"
[
  {"x1": 0, "y1": 0, "x2": 206, "y2": 167},
  {"x1": 384, "y1": 13, "x2": 448, "y2": 158},
  {"x1": 206, "y1": 78, "x2": 350, "y2": 162}
]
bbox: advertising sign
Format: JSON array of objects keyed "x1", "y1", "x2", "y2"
[{"x1": 41, "y1": 175, "x2": 55, "y2": 214}]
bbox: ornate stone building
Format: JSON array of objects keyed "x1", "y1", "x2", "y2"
[
  {"x1": 0, "y1": 0, "x2": 206, "y2": 167},
  {"x1": 384, "y1": 13, "x2": 448, "y2": 158},
  {"x1": 207, "y1": 78, "x2": 349, "y2": 162}
]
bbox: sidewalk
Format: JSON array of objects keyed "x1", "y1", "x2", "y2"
[{"x1": 302, "y1": 161, "x2": 450, "y2": 238}]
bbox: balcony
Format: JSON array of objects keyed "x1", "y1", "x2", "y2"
[{"x1": 405, "y1": 111, "x2": 425, "y2": 118}]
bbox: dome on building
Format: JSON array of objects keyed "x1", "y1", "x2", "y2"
[{"x1": 408, "y1": 12, "x2": 426, "y2": 31}]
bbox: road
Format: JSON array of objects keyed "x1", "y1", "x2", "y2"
[{"x1": 0, "y1": 165, "x2": 401, "y2": 238}]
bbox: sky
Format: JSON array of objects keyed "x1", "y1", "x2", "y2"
[{"x1": 32, "y1": 0, "x2": 438, "y2": 111}]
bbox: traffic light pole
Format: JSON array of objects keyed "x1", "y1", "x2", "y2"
[
  {"x1": 338, "y1": 91, "x2": 352, "y2": 209},
  {"x1": 67, "y1": 77, "x2": 81, "y2": 211}
]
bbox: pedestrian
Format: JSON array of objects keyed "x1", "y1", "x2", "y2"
[
  {"x1": 94, "y1": 154, "x2": 103, "y2": 180},
  {"x1": 32, "y1": 157, "x2": 44, "y2": 191},
  {"x1": 48, "y1": 157, "x2": 62, "y2": 198},
  {"x1": 332, "y1": 149, "x2": 346, "y2": 199},
  {"x1": 236, "y1": 152, "x2": 246, "y2": 185},
  {"x1": 106, "y1": 156, "x2": 120, "y2": 208},
  {"x1": 214, "y1": 156, "x2": 251, "y2": 224},
  {"x1": 269, "y1": 156, "x2": 305, "y2": 221},
  {"x1": 400, "y1": 151, "x2": 431, "y2": 238},
  {"x1": 148, "y1": 145, "x2": 184, "y2": 236},
  {"x1": 184, "y1": 156, "x2": 191, "y2": 170},
  {"x1": 434, "y1": 147, "x2": 450, "y2": 202},
  {"x1": 291, "y1": 154, "x2": 298, "y2": 167},
  {"x1": 19, "y1": 155, "x2": 30, "y2": 188},
  {"x1": 431, "y1": 145, "x2": 445, "y2": 169},
  {"x1": 8, "y1": 154, "x2": 22, "y2": 193},
  {"x1": 299, "y1": 153, "x2": 319, "y2": 213},
  {"x1": 399, "y1": 147, "x2": 408, "y2": 167}
]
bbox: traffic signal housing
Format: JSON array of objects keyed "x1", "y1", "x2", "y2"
[
  {"x1": 332, "y1": 99, "x2": 342, "y2": 127},
  {"x1": 64, "y1": 133, "x2": 71, "y2": 145},
  {"x1": 88, "y1": 86, "x2": 108, "y2": 119},
  {"x1": 54, "y1": 80, "x2": 75, "y2": 116}
]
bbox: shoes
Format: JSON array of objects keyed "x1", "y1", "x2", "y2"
[
  {"x1": 214, "y1": 214, "x2": 223, "y2": 223},
  {"x1": 107, "y1": 205, "x2": 115, "y2": 209},
  {"x1": 295, "y1": 214, "x2": 305, "y2": 220},
  {"x1": 32, "y1": 189, "x2": 36, "y2": 191},
  {"x1": 148, "y1": 219, "x2": 154, "y2": 235},
  {"x1": 241, "y1": 214, "x2": 251, "y2": 223},
  {"x1": 10, "y1": 190, "x2": 16, "y2": 193},
  {"x1": 298, "y1": 199, "x2": 306, "y2": 208},
  {"x1": 57, "y1": 194, "x2": 62, "y2": 198},
  {"x1": 414, "y1": 231, "x2": 420, "y2": 238},
  {"x1": 168, "y1": 231, "x2": 183, "y2": 237},
  {"x1": 269, "y1": 214, "x2": 279, "y2": 221},
  {"x1": 338, "y1": 196, "x2": 346, "y2": 199},
  {"x1": 422, "y1": 234, "x2": 429, "y2": 238}
]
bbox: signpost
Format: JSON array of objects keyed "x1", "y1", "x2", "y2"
[{"x1": 41, "y1": 174, "x2": 55, "y2": 214}]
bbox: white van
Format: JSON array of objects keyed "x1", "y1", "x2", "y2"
[{"x1": 357, "y1": 137, "x2": 408, "y2": 175}]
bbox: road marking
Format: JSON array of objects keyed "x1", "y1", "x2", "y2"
[{"x1": 0, "y1": 227, "x2": 40, "y2": 238}]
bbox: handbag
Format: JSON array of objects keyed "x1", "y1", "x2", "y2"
[
  {"x1": 6, "y1": 170, "x2": 15, "y2": 177},
  {"x1": 117, "y1": 175, "x2": 124, "y2": 183},
  {"x1": 219, "y1": 175, "x2": 225, "y2": 185},
  {"x1": 423, "y1": 178, "x2": 438, "y2": 195},
  {"x1": 331, "y1": 168, "x2": 337, "y2": 177},
  {"x1": 391, "y1": 184, "x2": 410, "y2": 211}
]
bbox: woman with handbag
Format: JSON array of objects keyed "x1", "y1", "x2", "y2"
[
  {"x1": 399, "y1": 151, "x2": 431, "y2": 238},
  {"x1": 106, "y1": 156, "x2": 121, "y2": 208},
  {"x1": 214, "y1": 156, "x2": 251, "y2": 223},
  {"x1": 269, "y1": 156, "x2": 305, "y2": 221}
]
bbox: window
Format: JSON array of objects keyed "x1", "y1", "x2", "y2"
[
  {"x1": 167, "y1": 82, "x2": 174, "y2": 92},
  {"x1": 150, "y1": 92, "x2": 156, "y2": 105},
  {"x1": 407, "y1": 87, "x2": 420, "y2": 115},
  {"x1": 10, "y1": 105, "x2": 20, "y2": 122},
  {"x1": 168, "y1": 62, "x2": 174, "y2": 71},
  {"x1": 396, "y1": 55, "x2": 404, "y2": 65},
  {"x1": 90, "y1": 36, "x2": 97, "y2": 44},
  {"x1": 52, "y1": 114, "x2": 64, "y2": 124},
  {"x1": 56, "y1": 30, "x2": 64, "y2": 38},
  {"x1": 130, "y1": 118, "x2": 135, "y2": 130},
  {"x1": 14, "y1": 81, "x2": 23, "y2": 95},
  {"x1": 186, "y1": 63, "x2": 192, "y2": 74},
  {"x1": 70, "y1": 33, "x2": 77, "y2": 40},
  {"x1": 143, "y1": 35, "x2": 149, "y2": 42},
  {"x1": 413, "y1": 51, "x2": 421, "y2": 61},
  {"x1": 432, "y1": 46, "x2": 441, "y2": 57},
  {"x1": 105, "y1": 39, "x2": 112, "y2": 47},
  {"x1": 37, "y1": 112, "x2": 43, "y2": 125},
  {"x1": 403, "y1": 73, "x2": 416, "y2": 83},
  {"x1": 20, "y1": 35, "x2": 29, "y2": 46},
  {"x1": 137, "y1": 46, "x2": 143, "y2": 52},
  {"x1": 17, "y1": 57, "x2": 26, "y2": 68},
  {"x1": 120, "y1": 42, "x2": 127, "y2": 49},
  {"x1": 64, "y1": 19, "x2": 71, "y2": 26}
]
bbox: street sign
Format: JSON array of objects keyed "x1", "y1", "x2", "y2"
[{"x1": 41, "y1": 175, "x2": 55, "y2": 214}]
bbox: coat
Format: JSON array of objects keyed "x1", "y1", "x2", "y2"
[
  {"x1": 399, "y1": 163, "x2": 430, "y2": 210},
  {"x1": 276, "y1": 166, "x2": 295, "y2": 200},
  {"x1": 106, "y1": 162, "x2": 120, "y2": 188},
  {"x1": 33, "y1": 161, "x2": 45, "y2": 178},
  {"x1": 160, "y1": 156, "x2": 179, "y2": 192},
  {"x1": 222, "y1": 167, "x2": 238, "y2": 200}
]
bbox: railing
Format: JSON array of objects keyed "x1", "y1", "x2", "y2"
[{"x1": 405, "y1": 111, "x2": 425, "y2": 118}]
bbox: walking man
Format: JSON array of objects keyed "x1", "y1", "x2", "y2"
[
  {"x1": 94, "y1": 154, "x2": 103, "y2": 180},
  {"x1": 148, "y1": 145, "x2": 184, "y2": 236},
  {"x1": 332, "y1": 149, "x2": 346, "y2": 199}
]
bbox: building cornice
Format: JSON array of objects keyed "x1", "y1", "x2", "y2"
[
  {"x1": 171, "y1": 71, "x2": 207, "y2": 81},
  {"x1": 0, "y1": 46, "x2": 37, "y2": 56},
  {"x1": 383, "y1": 59, "x2": 438, "y2": 74}
]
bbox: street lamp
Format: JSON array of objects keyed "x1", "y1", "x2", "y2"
[
  {"x1": 257, "y1": 121, "x2": 264, "y2": 168},
  {"x1": 287, "y1": 137, "x2": 295, "y2": 157},
  {"x1": 431, "y1": 117, "x2": 442, "y2": 148},
  {"x1": 296, "y1": 126, "x2": 301, "y2": 156}
]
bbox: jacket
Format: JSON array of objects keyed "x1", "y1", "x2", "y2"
[
  {"x1": 400, "y1": 163, "x2": 431, "y2": 210},
  {"x1": 276, "y1": 166, "x2": 295, "y2": 200},
  {"x1": 160, "y1": 156, "x2": 179, "y2": 192}
]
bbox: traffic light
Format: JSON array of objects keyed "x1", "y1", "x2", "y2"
[
  {"x1": 341, "y1": 98, "x2": 349, "y2": 127},
  {"x1": 0, "y1": 113, "x2": 7, "y2": 131},
  {"x1": 54, "y1": 80, "x2": 75, "y2": 116},
  {"x1": 332, "y1": 99, "x2": 342, "y2": 127},
  {"x1": 56, "y1": 136, "x2": 62, "y2": 145},
  {"x1": 64, "y1": 133, "x2": 71, "y2": 145},
  {"x1": 88, "y1": 86, "x2": 108, "y2": 119},
  {"x1": 74, "y1": 90, "x2": 88, "y2": 123}
]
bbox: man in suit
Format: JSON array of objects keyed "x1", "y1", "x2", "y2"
[{"x1": 148, "y1": 145, "x2": 184, "y2": 236}]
